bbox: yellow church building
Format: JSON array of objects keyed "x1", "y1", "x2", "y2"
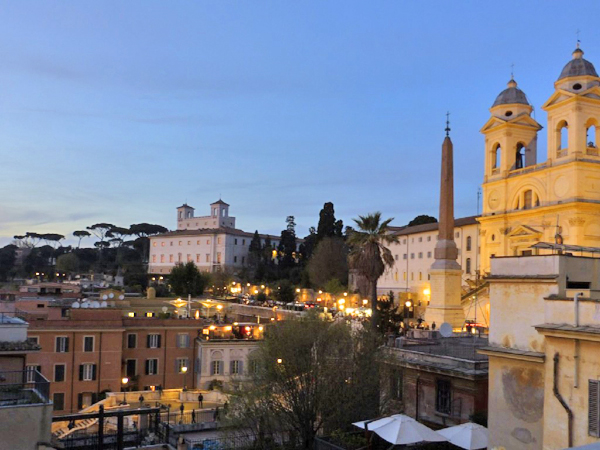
[{"x1": 479, "y1": 45, "x2": 600, "y2": 274}]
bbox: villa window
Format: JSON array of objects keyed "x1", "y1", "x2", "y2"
[
  {"x1": 230, "y1": 360, "x2": 242, "y2": 375},
  {"x1": 211, "y1": 360, "x2": 223, "y2": 375},
  {"x1": 466, "y1": 258, "x2": 471, "y2": 274},
  {"x1": 466, "y1": 236, "x2": 472, "y2": 251}
]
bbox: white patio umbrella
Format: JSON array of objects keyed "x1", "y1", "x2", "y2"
[
  {"x1": 353, "y1": 414, "x2": 447, "y2": 446},
  {"x1": 437, "y1": 422, "x2": 488, "y2": 450}
]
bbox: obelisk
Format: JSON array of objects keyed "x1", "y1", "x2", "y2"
[{"x1": 424, "y1": 116, "x2": 465, "y2": 330}]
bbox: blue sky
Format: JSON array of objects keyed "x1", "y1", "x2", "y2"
[{"x1": 1, "y1": 1, "x2": 599, "y2": 246}]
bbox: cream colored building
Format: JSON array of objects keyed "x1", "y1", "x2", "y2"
[
  {"x1": 480, "y1": 253, "x2": 600, "y2": 450},
  {"x1": 375, "y1": 217, "x2": 480, "y2": 319},
  {"x1": 149, "y1": 200, "x2": 280, "y2": 274},
  {"x1": 479, "y1": 46, "x2": 600, "y2": 274}
]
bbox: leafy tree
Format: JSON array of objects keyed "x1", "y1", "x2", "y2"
[
  {"x1": 106, "y1": 226, "x2": 131, "y2": 248},
  {"x1": 41, "y1": 233, "x2": 65, "y2": 249},
  {"x1": 56, "y1": 253, "x2": 79, "y2": 274},
  {"x1": 408, "y1": 215, "x2": 437, "y2": 227},
  {"x1": 274, "y1": 280, "x2": 296, "y2": 304},
  {"x1": 348, "y1": 212, "x2": 398, "y2": 331},
  {"x1": 129, "y1": 223, "x2": 168, "y2": 262},
  {"x1": 169, "y1": 262, "x2": 209, "y2": 297},
  {"x1": 324, "y1": 278, "x2": 345, "y2": 296},
  {"x1": 73, "y1": 230, "x2": 91, "y2": 248},
  {"x1": 87, "y1": 223, "x2": 116, "y2": 246},
  {"x1": 307, "y1": 237, "x2": 348, "y2": 288},
  {"x1": 211, "y1": 270, "x2": 233, "y2": 297},
  {"x1": 378, "y1": 291, "x2": 403, "y2": 333},
  {"x1": 298, "y1": 227, "x2": 316, "y2": 262},
  {"x1": 225, "y1": 315, "x2": 382, "y2": 448},
  {"x1": 13, "y1": 232, "x2": 44, "y2": 248},
  {"x1": 0, "y1": 245, "x2": 17, "y2": 281},
  {"x1": 129, "y1": 223, "x2": 168, "y2": 237},
  {"x1": 277, "y1": 216, "x2": 297, "y2": 273}
]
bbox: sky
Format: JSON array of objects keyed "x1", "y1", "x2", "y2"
[{"x1": 1, "y1": 1, "x2": 599, "y2": 246}]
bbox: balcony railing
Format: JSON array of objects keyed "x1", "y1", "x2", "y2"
[{"x1": 0, "y1": 369, "x2": 50, "y2": 406}]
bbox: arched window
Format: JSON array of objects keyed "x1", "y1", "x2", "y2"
[
  {"x1": 557, "y1": 121, "x2": 568, "y2": 156},
  {"x1": 466, "y1": 258, "x2": 471, "y2": 274},
  {"x1": 466, "y1": 236, "x2": 472, "y2": 251},
  {"x1": 492, "y1": 143, "x2": 501, "y2": 170},
  {"x1": 515, "y1": 143, "x2": 526, "y2": 169},
  {"x1": 587, "y1": 125, "x2": 597, "y2": 147},
  {"x1": 523, "y1": 190, "x2": 533, "y2": 209}
]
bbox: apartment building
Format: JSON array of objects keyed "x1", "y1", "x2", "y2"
[{"x1": 25, "y1": 308, "x2": 206, "y2": 414}]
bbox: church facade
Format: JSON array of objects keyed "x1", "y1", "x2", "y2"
[{"x1": 479, "y1": 46, "x2": 600, "y2": 274}]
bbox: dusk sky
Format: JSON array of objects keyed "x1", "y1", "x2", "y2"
[{"x1": 1, "y1": 1, "x2": 599, "y2": 246}]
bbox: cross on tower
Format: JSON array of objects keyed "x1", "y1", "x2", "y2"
[
  {"x1": 576, "y1": 29, "x2": 581, "y2": 48},
  {"x1": 445, "y1": 112, "x2": 451, "y2": 137},
  {"x1": 510, "y1": 63, "x2": 515, "y2": 80}
]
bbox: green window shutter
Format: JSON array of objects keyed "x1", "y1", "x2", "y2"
[{"x1": 590, "y1": 380, "x2": 600, "y2": 437}]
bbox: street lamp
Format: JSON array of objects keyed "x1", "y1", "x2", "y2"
[
  {"x1": 181, "y1": 366, "x2": 188, "y2": 391},
  {"x1": 121, "y1": 377, "x2": 129, "y2": 405}
]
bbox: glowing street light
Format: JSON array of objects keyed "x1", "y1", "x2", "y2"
[
  {"x1": 276, "y1": 358, "x2": 283, "y2": 364},
  {"x1": 121, "y1": 377, "x2": 129, "y2": 404},
  {"x1": 181, "y1": 366, "x2": 188, "y2": 390},
  {"x1": 362, "y1": 299, "x2": 368, "y2": 306}
]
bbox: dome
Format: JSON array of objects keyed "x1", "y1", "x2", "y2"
[
  {"x1": 492, "y1": 79, "x2": 529, "y2": 107},
  {"x1": 558, "y1": 47, "x2": 598, "y2": 80}
]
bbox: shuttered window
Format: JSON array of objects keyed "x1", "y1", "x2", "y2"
[
  {"x1": 177, "y1": 334, "x2": 190, "y2": 348},
  {"x1": 590, "y1": 380, "x2": 600, "y2": 437},
  {"x1": 55, "y1": 337, "x2": 69, "y2": 353},
  {"x1": 145, "y1": 359, "x2": 158, "y2": 375},
  {"x1": 147, "y1": 334, "x2": 161, "y2": 348},
  {"x1": 79, "y1": 364, "x2": 97, "y2": 381}
]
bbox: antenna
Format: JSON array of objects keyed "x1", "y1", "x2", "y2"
[
  {"x1": 510, "y1": 63, "x2": 515, "y2": 79},
  {"x1": 445, "y1": 111, "x2": 451, "y2": 136}
]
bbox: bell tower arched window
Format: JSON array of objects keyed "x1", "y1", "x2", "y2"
[
  {"x1": 492, "y1": 143, "x2": 501, "y2": 171},
  {"x1": 586, "y1": 119, "x2": 598, "y2": 156},
  {"x1": 557, "y1": 120, "x2": 568, "y2": 157},
  {"x1": 515, "y1": 143, "x2": 526, "y2": 169}
]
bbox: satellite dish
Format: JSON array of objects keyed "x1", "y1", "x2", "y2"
[
  {"x1": 162, "y1": 306, "x2": 168, "y2": 313},
  {"x1": 109, "y1": 293, "x2": 114, "y2": 299},
  {"x1": 91, "y1": 301, "x2": 100, "y2": 308},
  {"x1": 102, "y1": 294, "x2": 108, "y2": 301},
  {"x1": 119, "y1": 294, "x2": 125, "y2": 300},
  {"x1": 439, "y1": 322, "x2": 453, "y2": 338},
  {"x1": 100, "y1": 301, "x2": 108, "y2": 308},
  {"x1": 71, "y1": 301, "x2": 80, "y2": 309},
  {"x1": 81, "y1": 302, "x2": 89, "y2": 309}
]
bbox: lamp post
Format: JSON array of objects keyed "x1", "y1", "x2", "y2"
[
  {"x1": 121, "y1": 377, "x2": 129, "y2": 405},
  {"x1": 181, "y1": 366, "x2": 188, "y2": 391}
]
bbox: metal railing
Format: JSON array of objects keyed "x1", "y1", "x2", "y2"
[
  {"x1": 160, "y1": 408, "x2": 216, "y2": 426},
  {"x1": 0, "y1": 369, "x2": 50, "y2": 406}
]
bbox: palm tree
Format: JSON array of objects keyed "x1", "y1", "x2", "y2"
[{"x1": 348, "y1": 212, "x2": 398, "y2": 331}]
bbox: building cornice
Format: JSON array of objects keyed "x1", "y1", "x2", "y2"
[
  {"x1": 534, "y1": 323, "x2": 600, "y2": 342},
  {"x1": 477, "y1": 346, "x2": 545, "y2": 363}
]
